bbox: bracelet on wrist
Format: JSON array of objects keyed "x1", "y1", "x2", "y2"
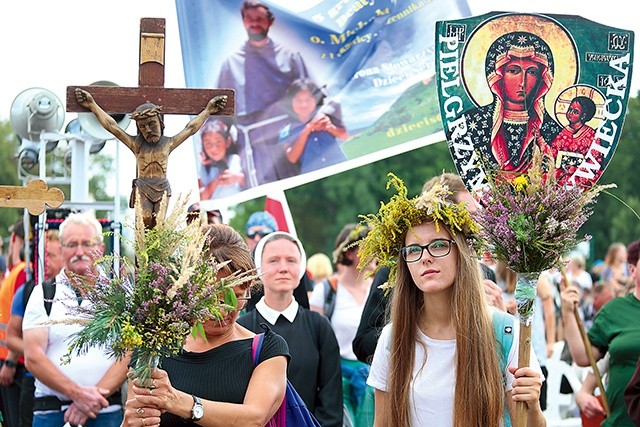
[{"x1": 3, "y1": 360, "x2": 17, "y2": 368}]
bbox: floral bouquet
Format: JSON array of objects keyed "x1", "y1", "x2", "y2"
[
  {"x1": 63, "y1": 192, "x2": 256, "y2": 386},
  {"x1": 472, "y1": 147, "x2": 614, "y2": 426},
  {"x1": 473, "y1": 148, "x2": 614, "y2": 276}
]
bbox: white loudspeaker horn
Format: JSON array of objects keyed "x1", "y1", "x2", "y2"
[
  {"x1": 10, "y1": 87, "x2": 64, "y2": 141},
  {"x1": 65, "y1": 118, "x2": 106, "y2": 155},
  {"x1": 77, "y1": 80, "x2": 131, "y2": 141}
]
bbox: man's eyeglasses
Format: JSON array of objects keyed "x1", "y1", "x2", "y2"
[
  {"x1": 61, "y1": 241, "x2": 99, "y2": 250},
  {"x1": 246, "y1": 229, "x2": 272, "y2": 239},
  {"x1": 400, "y1": 239, "x2": 456, "y2": 263}
]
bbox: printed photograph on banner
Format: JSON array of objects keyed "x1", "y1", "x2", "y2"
[
  {"x1": 175, "y1": 0, "x2": 473, "y2": 200},
  {"x1": 435, "y1": 12, "x2": 634, "y2": 196}
]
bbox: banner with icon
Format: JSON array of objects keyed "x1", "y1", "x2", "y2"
[{"x1": 435, "y1": 12, "x2": 634, "y2": 196}]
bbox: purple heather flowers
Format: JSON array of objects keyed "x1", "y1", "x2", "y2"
[{"x1": 473, "y1": 149, "x2": 614, "y2": 273}]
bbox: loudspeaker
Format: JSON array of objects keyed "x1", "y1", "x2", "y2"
[
  {"x1": 10, "y1": 87, "x2": 65, "y2": 141},
  {"x1": 17, "y1": 139, "x2": 39, "y2": 171},
  {"x1": 77, "y1": 81, "x2": 131, "y2": 141},
  {"x1": 65, "y1": 118, "x2": 106, "y2": 154}
]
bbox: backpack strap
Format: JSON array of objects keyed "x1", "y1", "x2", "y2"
[
  {"x1": 492, "y1": 309, "x2": 514, "y2": 427},
  {"x1": 42, "y1": 278, "x2": 56, "y2": 316},
  {"x1": 323, "y1": 276, "x2": 338, "y2": 320},
  {"x1": 23, "y1": 277, "x2": 56, "y2": 316},
  {"x1": 22, "y1": 278, "x2": 36, "y2": 312},
  {"x1": 251, "y1": 333, "x2": 265, "y2": 367},
  {"x1": 492, "y1": 309, "x2": 514, "y2": 373}
]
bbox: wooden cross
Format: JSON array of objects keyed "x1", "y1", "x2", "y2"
[
  {"x1": 0, "y1": 180, "x2": 64, "y2": 215},
  {"x1": 66, "y1": 18, "x2": 235, "y2": 116},
  {"x1": 64, "y1": 17, "x2": 234, "y2": 229}
]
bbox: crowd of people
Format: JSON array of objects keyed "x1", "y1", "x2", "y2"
[
  {"x1": 2, "y1": 172, "x2": 640, "y2": 426},
  {"x1": 1, "y1": 4, "x2": 639, "y2": 425}
]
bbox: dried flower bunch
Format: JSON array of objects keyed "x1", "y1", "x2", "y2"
[
  {"x1": 473, "y1": 147, "x2": 615, "y2": 273},
  {"x1": 356, "y1": 173, "x2": 478, "y2": 290},
  {"x1": 64, "y1": 192, "x2": 256, "y2": 383},
  {"x1": 332, "y1": 223, "x2": 371, "y2": 265}
]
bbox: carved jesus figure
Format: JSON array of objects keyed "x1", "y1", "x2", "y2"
[{"x1": 75, "y1": 88, "x2": 227, "y2": 228}]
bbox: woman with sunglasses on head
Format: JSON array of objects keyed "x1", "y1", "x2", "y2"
[
  {"x1": 360, "y1": 175, "x2": 546, "y2": 427},
  {"x1": 238, "y1": 231, "x2": 343, "y2": 427},
  {"x1": 122, "y1": 224, "x2": 289, "y2": 427}
]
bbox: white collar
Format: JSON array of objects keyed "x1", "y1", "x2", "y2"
[{"x1": 255, "y1": 296, "x2": 299, "y2": 324}]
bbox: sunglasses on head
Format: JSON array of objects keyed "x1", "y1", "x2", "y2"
[{"x1": 246, "y1": 229, "x2": 272, "y2": 239}]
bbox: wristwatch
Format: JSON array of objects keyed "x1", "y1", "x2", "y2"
[
  {"x1": 3, "y1": 360, "x2": 17, "y2": 368},
  {"x1": 191, "y1": 395, "x2": 204, "y2": 421}
]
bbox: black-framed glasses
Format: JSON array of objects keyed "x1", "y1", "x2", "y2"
[
  {"x1": 400, "y1": 239, "x2": 456, "y2": 263},
  {"x1": 246, "y1": 229, "x2": 272, "y2": 239},
  {"x1": 236, "y1": 289, "x2": 252, "y2": 309}
]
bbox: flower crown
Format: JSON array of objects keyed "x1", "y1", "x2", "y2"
[
  {"x1": 332, "y1": 224, "x2": 371, "y2": 265},
  {"x1": 356, "y1": 173, "x2": 479, "y2": 291}
]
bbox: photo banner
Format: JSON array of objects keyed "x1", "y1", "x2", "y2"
[
  {"x1": 435, "y1": 12, "x2": 634, "y2": 196},
  {"x1": 175, "y1": 0, "x2": 472, "y2": 206}
]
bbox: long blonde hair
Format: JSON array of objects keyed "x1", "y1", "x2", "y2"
[{"x1": 385, "y1": 221, "x2": 505, "y2": 427}]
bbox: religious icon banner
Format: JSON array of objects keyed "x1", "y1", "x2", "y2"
[
  {"x1": 175, "y1": 0, "x2": 472, "y2": 205},
  {"x1": 435, "y1": 12, "x2": 634, "y2": 196}
]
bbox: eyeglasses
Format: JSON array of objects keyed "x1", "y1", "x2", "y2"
[
  {"x1": 61, "y1": 241, "x2": 99, "y2": 250},
  {"x1": 222, "y1": 289, "x2": 251, "y2": 310},
  {"x1": 237, "y1": 289, "x2": 252, "y2": 305},
  {"x1": 400, "y1": 239, "x2": 456, "y2": 263},
  {"x1": 246, "y1": 229, "x2": 272, "y2": 239}
]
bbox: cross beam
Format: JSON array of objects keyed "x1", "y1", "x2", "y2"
[{"x1": 65, "y1": 18, "x2": 234, "y2": 116}]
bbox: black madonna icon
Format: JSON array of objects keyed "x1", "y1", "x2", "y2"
[{"x1": 435, "y1": 12, "x2": 634, "y2": 196}]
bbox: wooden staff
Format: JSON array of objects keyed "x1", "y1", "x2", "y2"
[
  {"x1": 514, "y1": 322, "x2": 533, "y2": 427},
  {"x1": 513, "y1": 271, "x2": 539, "y2": 427},
  {"x1": 561, "y1": 268, "x2": 611, "y2": 418}
]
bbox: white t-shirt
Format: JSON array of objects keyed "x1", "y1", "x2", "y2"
[
  {"x1": 309, "y1": 281, "x2": 369, "y2": 360},
  {"x1": 367, "y1": 320, "x2": 542, "y2": 427},
  {"x1": 23, "y1": 270, "x2": 120, "y2": 409},
  {"x1": 567, "y1": 270, "x2": 593, "y2": 290}
]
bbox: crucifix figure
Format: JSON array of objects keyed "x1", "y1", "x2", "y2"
[{"x1": 66, "y1": 18, "x2": 235, "y2": 229}]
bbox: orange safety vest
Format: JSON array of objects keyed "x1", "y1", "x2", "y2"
[{"x1": 0, "y1": 261, "x2": 26, "y2": 360}]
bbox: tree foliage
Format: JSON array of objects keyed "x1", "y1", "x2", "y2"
[
  {"x1": 580, "y1": 92, "x2": 640, "y2": 263},
  {"x1": 286, "y1": 140, "x2": 456, "y2": 256},
  {"x1": 0, "y1": 120, "x2": 24, "y2": 237}
]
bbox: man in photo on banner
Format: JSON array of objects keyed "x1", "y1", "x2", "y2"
[{"x1": 216, "y1": 0, "x2": 313, "y2": 187}]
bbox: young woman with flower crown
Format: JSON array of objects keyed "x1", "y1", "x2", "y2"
[{"x1": 360, "y1": 174, "x2": 546, "y2": 427}]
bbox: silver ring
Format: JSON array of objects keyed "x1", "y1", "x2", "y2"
[{"x1": 136, "y1": 408, "x2": 145, "y2": 415}]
